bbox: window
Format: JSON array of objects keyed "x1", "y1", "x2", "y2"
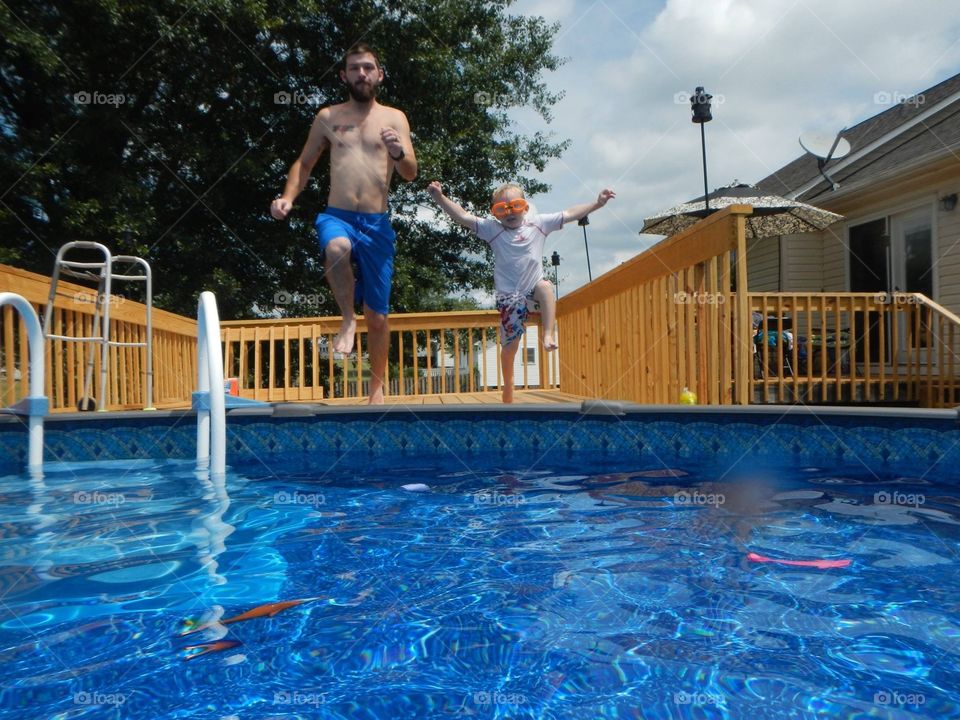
[{"x1": 524, "y1": 348, "x2": 536, "y2": 364}]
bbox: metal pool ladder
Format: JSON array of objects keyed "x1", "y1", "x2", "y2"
[
  {"x1": 0, "y1": 293, "x2": 49, "y2": 472},
  {"x1": 42, "y1": 241, "x2": 154, "y2": 411}
]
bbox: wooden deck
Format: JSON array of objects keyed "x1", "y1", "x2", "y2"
[{"x1": 320, "y1": 389, "x2": 585, "y2": 406}]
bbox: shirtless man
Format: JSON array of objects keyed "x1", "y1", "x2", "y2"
[{"x1": 271, "y1": 43, "x2": 417, "y2": 405}]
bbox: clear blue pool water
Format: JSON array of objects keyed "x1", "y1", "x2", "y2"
[{"x1": 1, "y1": 452, "x2": 958, "y2": 719}]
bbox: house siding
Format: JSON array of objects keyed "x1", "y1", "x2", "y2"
[
  {"x1": 746, "y1": 236, "x2": 780, "y2": 291},
  {"x1": 938, "y1": 196, "x2": 960, "y2": 314},
  {"x1": 822, "y1": 235, "x2": 846, "y2": 291},
  {"x1": 781, "y1": 233, "x2": 825, "y2": 291}
]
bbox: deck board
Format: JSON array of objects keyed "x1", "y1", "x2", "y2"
[{"x1": 321, "y1": 389, "x2": 582, "y2": 406}]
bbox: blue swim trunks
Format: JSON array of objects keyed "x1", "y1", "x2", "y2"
[{"x1": 315, "y1": 207, "x2": 397, "y2": 315}]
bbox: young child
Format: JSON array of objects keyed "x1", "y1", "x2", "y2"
[{"x1": 426, "y1": 180, "x2": 615, "y2": 402}]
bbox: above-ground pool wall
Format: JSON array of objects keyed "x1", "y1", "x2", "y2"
[{"x1": 2, "y1": 405, "x2": 960, "y2": 480}]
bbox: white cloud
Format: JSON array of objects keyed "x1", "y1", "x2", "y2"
[
  {"x1": 519, "y1": 0, "x2": 577, "y2": 22},
  {"x1": 504, "y1": 0, "x2": 960, "y2": 294}
]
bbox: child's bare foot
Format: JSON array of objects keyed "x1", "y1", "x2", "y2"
[
  {"x1": 367, "y1": 386, "x2": 384, "y2": 405},
  {"x1": 542, "y1": 333, "x2": 558, "y2": 352},
  {"x1": 333, "y1": 317, "x2": 356, "y2": 355},
  {"x1": 502, "y1": 386, "x2": 514, "y2": 404}
]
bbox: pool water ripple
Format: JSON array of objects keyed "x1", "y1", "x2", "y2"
[{"x1": 0, "y1": 458, "x2": 958, "y2": 718}]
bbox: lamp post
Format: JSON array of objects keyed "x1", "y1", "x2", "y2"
[
  {"x1": 551, "y1": 251, "x2": 560, "y2": 299},
  {"x1": 578, "y1": 215, "x2": 593, "y2": 282},
  {"x1": 690, "y1": 86, "x2": 713, "y2": 211}
]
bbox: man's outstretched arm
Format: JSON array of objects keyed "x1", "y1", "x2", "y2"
[{"x1": 271, "y1": 109, "x2": 330, "y2": 220}]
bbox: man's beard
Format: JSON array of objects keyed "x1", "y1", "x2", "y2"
[{"x1": 347, "y1": 80, "x2": 378, "y2": 102}]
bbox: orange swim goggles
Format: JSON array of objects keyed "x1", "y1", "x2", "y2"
[{"x1": 491, "y1": 198, "x2": 529, "y2": 218}]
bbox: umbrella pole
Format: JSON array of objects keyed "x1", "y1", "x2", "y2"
[
  {"x1": 700, "y1": 122, "x2": 710, "y2": 212},
  {"x1": 581, "y1": 222, "x2": 593, "y2": 282}
]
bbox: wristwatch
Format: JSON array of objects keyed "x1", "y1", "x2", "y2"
[{"x1": 389, "y1": 148, "x2": 405, "y2": 162}]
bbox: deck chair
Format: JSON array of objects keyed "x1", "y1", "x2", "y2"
[{"x1": 753, "y1": 313, "x2": 794, "y2": 378}]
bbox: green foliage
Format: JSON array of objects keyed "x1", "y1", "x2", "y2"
[{"x1": 0, "y1": 0, "x2": 566, "y2": 318}]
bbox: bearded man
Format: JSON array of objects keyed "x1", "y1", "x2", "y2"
[{"x1": 271, "y1": 43, "x2": 417, "y2": 405}]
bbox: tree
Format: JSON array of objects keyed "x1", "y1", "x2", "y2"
[{"x1": 0, "y1": 0, "x2": 566, "y2": 319}]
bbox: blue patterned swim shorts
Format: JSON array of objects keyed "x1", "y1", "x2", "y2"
[{"x1": 495, "y1": 291, "x2": 538, "y2": 346}]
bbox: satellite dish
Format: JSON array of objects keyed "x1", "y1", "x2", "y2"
[
  {"x1": 799, "y1": 131, "x2": 851, "y2": 161},
  {"x1": 799, "y1": 129, "x2": 850, "y2": 191}
]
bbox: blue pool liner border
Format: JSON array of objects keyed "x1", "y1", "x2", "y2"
[{"x1": 2, "y1": 402, "x2": 959, "y2": 478}]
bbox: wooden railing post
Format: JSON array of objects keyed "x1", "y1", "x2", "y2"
[{"x1": 734, "y1": 212, "x2": 751, "y2": 404}]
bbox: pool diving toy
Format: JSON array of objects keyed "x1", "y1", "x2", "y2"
[
  {"x1": 747, "y1": 552, "x2": 851, "y2": 569},
  {"x1": 177, "y1": 597, "x2": 320, "y2": 637}
]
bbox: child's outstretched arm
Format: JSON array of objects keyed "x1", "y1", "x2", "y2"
[
  {"x1": 426, "y1": 181, "x2": 479, "y2": 230},
  {"x1": 562, "y1": 189, "x2": 616, "y2": 224}
]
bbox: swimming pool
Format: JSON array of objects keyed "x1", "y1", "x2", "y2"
[{"x1": 1, "y1": 405, "x2": 959, "y2": 718}]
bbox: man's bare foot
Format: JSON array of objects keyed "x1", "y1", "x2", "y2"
[
  {"x1": 367, "y1": 386, "x2": 384, "y2": 405},
  {"x1": 502, "y1": 385, "x2": 514, "y2": 404},
  {"x1": 333, "y1": 317, "x2": 356, "y2": 355},
  {"x1": 542, "y1": 333, "x2": 558, "y2": 352}
]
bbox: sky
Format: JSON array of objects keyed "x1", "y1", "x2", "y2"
[{"x1": 496, "y1": 0, "x2": 960, "y2": 297}]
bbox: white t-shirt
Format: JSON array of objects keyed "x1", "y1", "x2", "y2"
[{"x1": 474, "y1": 213, "x2": 565, "y2": 295}]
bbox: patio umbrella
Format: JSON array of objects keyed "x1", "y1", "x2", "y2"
[{"x1": 641, "y1": 183, "x2": 843, "y2": 238}]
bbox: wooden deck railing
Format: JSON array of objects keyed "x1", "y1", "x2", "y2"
[
  {"x1": 220, "y1": 311, "x2": 559, "y2": 402},
  {"x1": 750, "y1": 292, "x2": 960, "y2": 407},
  {"x1": 1, "y1": 263, "x2": 196, "y2": 412},
  {"x1": 1, "y1": 260, "x2": 558, "y2": 409},
  {"x1": 555, "y1": 206, "x2": 752, "y2": 404},
  {"x1": 6, "y1": 225, "x2": 959, "y2": 410}
]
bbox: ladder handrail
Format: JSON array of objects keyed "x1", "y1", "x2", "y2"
[
  {"x1": 43, "y1": 242, "x2": 154, "y2": 410},
  {"x1": 196, "y1": 291, "x2": 226, "y2": 475},
  {"x1": 113, "y1": 255, "x2": 153, "y2": 410},
  {"x1": 44, "y1": 241, "x2": 112, "y2": 410},
  {"x1": 0, "y1": 293, "x2": 48, "y2": 471}
]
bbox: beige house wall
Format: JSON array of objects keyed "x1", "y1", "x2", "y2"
[
  {"x1": 781, "y1": 233, "x2": 827, "y2": 291},
  {"x1": 937, "y1": 190, "x2": 960, "y2": 314},
  {"x1": 745, "y1": 235, "x2": 780, "y2": 291},
  {"x1": 821, "y1": 232, "x2": 846, "y2": 291},
  {"x1": 774, "y1": 166, "x2": 960, "y2": 315}
]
